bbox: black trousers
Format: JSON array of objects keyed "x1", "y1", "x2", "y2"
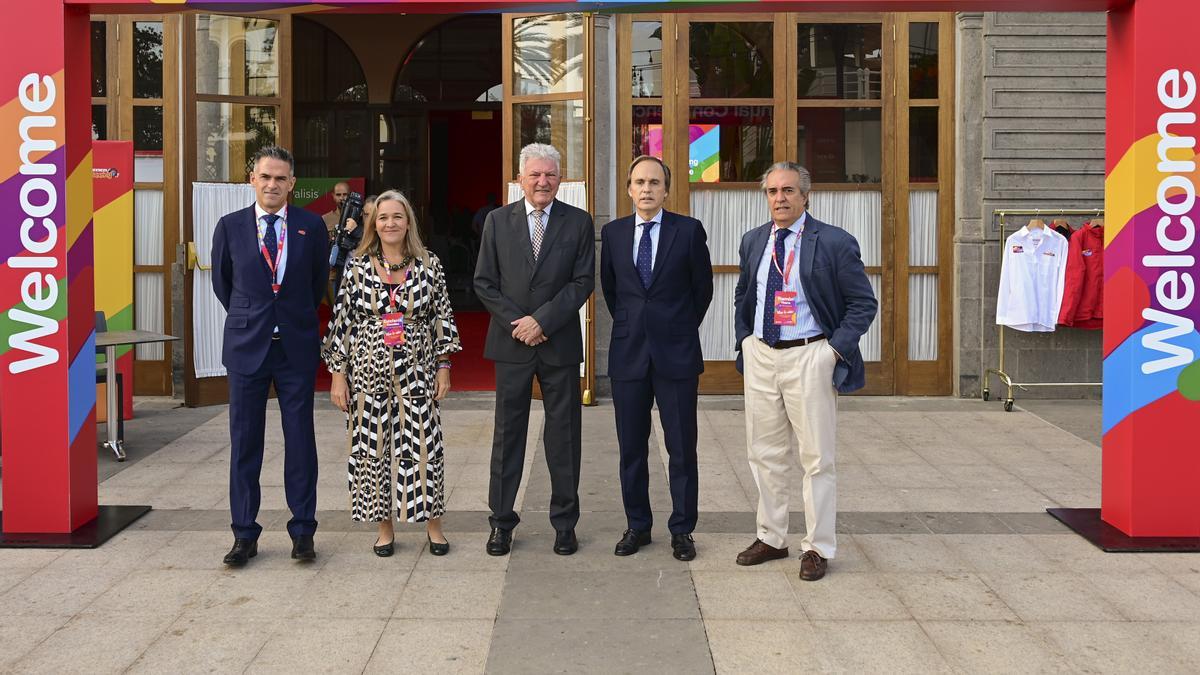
[
  {"x1": 612, "y1": 370, "x2": 699, "y2": 534},
  {"x1": 488, "y1": 357, "x2": 582, "y2": 531}
]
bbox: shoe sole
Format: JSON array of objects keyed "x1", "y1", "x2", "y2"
[
  {"x1": 735, "y1": 553, "x2": 788, "y2": 566},
  {"x1": 291, "y1": 552, "x2": 317, "y2": 561},
  {"x1": 223, "y1": 549, "x2": 257, "y2": 567}
]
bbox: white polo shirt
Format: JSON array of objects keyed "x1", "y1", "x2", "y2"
[{"x1": 995, "y1": 225, "x2": 1069, "y2": 332}]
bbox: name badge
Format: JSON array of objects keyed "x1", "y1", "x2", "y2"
[
  {"x1": 381, "y1": 312, "x2": 406, "y2": 347},
  {"x1": 774, "y1": 291, "x2": 798, "y2": 326}
]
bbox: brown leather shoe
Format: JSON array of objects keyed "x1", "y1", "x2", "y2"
[
  {"x1": 735, "y1": 539, "x2": 789, "y2": 566},
  {"x1": 798, "y1": 550, "x2": 828, "y2": 581}
]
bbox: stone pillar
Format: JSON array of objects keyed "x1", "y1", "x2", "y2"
[{"x1": 954, "y1": 12, "x2": 986, "y2": 397}]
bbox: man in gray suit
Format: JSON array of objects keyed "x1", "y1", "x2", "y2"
[{"x1": 474, "y1": 143, "x2": 595, "y2": 556}]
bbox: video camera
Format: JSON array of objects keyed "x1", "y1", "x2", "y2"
[{"x1": 333, "y1": 191, "x2": 365, "y2": 254}]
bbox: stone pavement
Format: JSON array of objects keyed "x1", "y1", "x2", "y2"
[{"x1": 1, "y1": 395, "x2": 1199, "y2": 674}]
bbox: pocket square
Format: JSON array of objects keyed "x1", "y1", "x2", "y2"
[{"x1": 297, "y1": 229, "x2": 306, "y2": 235}]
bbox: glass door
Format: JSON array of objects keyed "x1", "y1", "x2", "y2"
[
  {"x1": 503, "y1": 12, "x2": 597, "y2": 402},
  {"x1": 183, "y1": 12, "x2": 291, "y2": 406}
]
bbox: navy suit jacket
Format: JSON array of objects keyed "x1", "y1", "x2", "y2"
[
  {"x1": 733, "y1": 215, "x2": 878, "y2": 393},
  {"x1": 600, "y1": 210, "x2": 714, "y2": 381},
  {"x1": 211, "y1": 204, "x2": 330, "y2": 376}
]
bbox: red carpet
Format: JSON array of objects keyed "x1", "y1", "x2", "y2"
[
  {"x1": 313, "y1": 305, "x2": 494, "y2": 392},
  {"x1": 452, "y1": 311, "x2": 495, "y2": 390}
]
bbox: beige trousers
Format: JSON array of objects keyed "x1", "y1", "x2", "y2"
[{"x1": 742, "y1": 335, "x2": 838, "y2": 558}]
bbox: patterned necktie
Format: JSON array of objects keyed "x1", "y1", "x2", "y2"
[
  {"x1": 761, "y1": 228, "x2": 793, "y2": 346},
  {"x1": 262, "y1": 213, "x2": 280, "y2": 263},
  {"x1": 531, "y1": 210, "x2": 546, "y2": 260},
  {"x1": 636, "y1": 221, "x2": 657, "y2": 288}
]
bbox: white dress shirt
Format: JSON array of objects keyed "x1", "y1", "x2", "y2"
[
  {"x1": 753, "y1": 212, "x2": 822, "y2": 341},
  {"x1": 996, "y1": 225, "x2": 1069, "y2": 332},
  {"x1": 254, "y1": 202, "x2": 288, "y2": 286},
  {"x1": 632, "y1": 208, "x2": 664, "y2": 270}
]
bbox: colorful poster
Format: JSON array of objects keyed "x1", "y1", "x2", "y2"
[
  {"x1": 292, "y1": 177, "x2": 366, "y2": 219},
  {"x1": 688, "y1": 124, "x2": 720, "y2": 183},
  {"x1": 643, "y1": 124, "x2": 664, "y2": 159},
  {"x1": 92, "y1": 141, "x2": 134, "y2": 420}
]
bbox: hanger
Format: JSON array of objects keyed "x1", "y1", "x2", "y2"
[{"x1": 1090, "y1": 210, "x2": 1103, "y2": 227}]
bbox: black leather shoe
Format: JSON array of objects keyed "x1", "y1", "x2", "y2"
[
  {"x1": 373, "y1": 537, "x2": 394, "y2": 557},
  {"x1": 614, "y1": 529, "x2": 651, "y2": 556},
  {"x1": 671, "y1": 534, "x2": 697, "y2": 561},
  {"x1": 554, "y1": 529, "x2": 578, "y2": 555},
  {"x1": 428, "y1": 534, "x2": 450, "y2": 557},
  {"x1": 223, "y1": 538, "x2": 257, "y2": 567},
  {"x1": 291, "y1": 534, "x2": 316, "y2": 561},
  {"x1": 486, "y1": 528, "x2": 512, "y2": 556}
]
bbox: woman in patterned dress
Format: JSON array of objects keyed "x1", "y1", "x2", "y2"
[{"x1": 322, "y1": 190, "x2": 462, "y2": 556}]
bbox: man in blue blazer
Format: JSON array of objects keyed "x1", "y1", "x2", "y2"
[
  {"x1": 600, "y1": 156, "x2": 713, "y2": 561},
  {"x1": 211, "y1": 146, "x2": 330, "y2": 566},
  {"x1": 732, "y1": 162, "x2": 877, "y2": 581}
]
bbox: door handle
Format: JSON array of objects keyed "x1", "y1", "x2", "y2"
[{"x1": 187, "y1": 242, "x2": 211, "y2": 271}]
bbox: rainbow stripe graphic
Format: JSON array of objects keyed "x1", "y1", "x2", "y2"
[
  {"x1": 1102, "y1": 0, "x2": 1200, "y2": 537},
  {"x1": 93, "y1": 141, "x2": 134, "y2": 420}
]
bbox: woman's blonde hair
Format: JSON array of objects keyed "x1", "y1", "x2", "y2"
[{"x1": 355, "y1": 190, "x2": 430, "y2": 264}]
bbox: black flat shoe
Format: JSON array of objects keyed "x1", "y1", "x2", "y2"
[
  {"x1": 486, "y1": 527, "x2": 512, "y2": 556},
  {"x1": 291, "y1": 534, "x2": 316, "y2": 561},
  {"x1": 223, "y1": 538, "x2": 257, "y2": 567},
  {"x1": 671, "y1": 533, "x2": 697, "y2": 561},
  {"x1": 614, "y1": 529, "x2": 651, "y2": 556},
  {"x1": 374, "y1": 537, "x2": 395, "y2": 557},
  {"x1": 554, "y1": 529, "x2": 578, "y2": 555},
  {"x1": 428, "y1": 535, "x2": 450, "y2": 556}
]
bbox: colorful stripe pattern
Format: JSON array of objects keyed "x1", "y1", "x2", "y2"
[
  {"x1": 0, "y1": 4, "x2": 97, "y2": 533},
  {"x1": 1103, "y1": 0, "x2": 1200, "y2": 536},
  {"x1": 93, "y1": 141, "x2": 135, "y2": 419}
]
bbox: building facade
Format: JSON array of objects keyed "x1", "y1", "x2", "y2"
[{"x1": 87, "y1": 9, "x2": 1104, "y2": 404}]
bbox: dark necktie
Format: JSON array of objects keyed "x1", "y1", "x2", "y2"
[
  {"x1": 636, "y1": 221, "x2": 657, "y2": 288},
  {"x1": 761, "y1": 228, "x2": 792, "y2": 346},
  {"x1": 263, "y1": 213, "x2": 280, "y2": 263}
]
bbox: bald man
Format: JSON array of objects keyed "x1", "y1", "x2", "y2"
[{"x1": 322, "y1": 181, "x2": 351, "y2": 240}]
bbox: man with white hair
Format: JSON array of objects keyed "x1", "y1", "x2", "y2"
[
  {"x1": 732, "y1": 162, "x2": 877, "y2": 581},
  {"x1": 474, "y1": 143, "x2": 595, "y2": 556}
]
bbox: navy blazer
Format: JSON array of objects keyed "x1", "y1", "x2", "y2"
[
  {"x1": 211, "y1": 204, "x2": 330, "y2": 376},
  {"x1": 600, "y1": 210, "x2": 714, "y2": 381},
  {"x1": 733, "y1": 215, "x2": 878, "y2": 393}
]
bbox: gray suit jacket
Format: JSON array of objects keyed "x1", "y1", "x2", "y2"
[{"x1": 473, "y1": 198, "x2": 595, "y2": 366}]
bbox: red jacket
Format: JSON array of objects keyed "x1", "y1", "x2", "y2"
[{"x1": 1058, "y1": 223, "x2": 1103, "y2": 329}]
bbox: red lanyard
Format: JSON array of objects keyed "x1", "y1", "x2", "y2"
[
  {"x1": 260, "y1": 217, "x2": 286, "y2": 293},
  {"x1": 381, "y1": 259, "x2": 410, "y2": 310},
  {"x1": 770, "y1": 226, "x2": 800, "y2": 283}
]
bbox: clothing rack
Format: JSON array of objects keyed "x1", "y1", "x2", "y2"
[{"x1": 983, "y1": 208, "x2": 1104, "y2": 411}]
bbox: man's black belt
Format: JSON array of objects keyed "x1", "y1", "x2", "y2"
[{"x1": 764, "y1": 334, "x2": 826, "y2": 350}]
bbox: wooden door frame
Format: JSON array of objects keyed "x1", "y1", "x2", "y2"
[
  {"x1": 501, "y1": 11, "x2": 598, "y2": 404},
  {"x1": 107, "y1": 14, "x2": 181, "y2": 396},
  {"x1": 182, "y1": 10, "x2": 293, "y2": 407}
]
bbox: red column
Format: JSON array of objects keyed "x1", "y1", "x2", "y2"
[
  {"x1": 0, "y1": 2, "x2": 97, "y2": 533},
  {"x1": 1103, "y1": 0, "x2": 1200, "y2": 536}
]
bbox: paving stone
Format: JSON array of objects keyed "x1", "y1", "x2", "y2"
[
  {"x1": 787, "y1": 571, "x2": 910, "y2": 621},
  {"x1": 921, "y1": 620, "x2": 1070, "y2": 674},
  {"x1": 0, "y1": 614, "x2": 70, "y2": 671},
  {"x1": 396, "y1": 570, "x2": 505, "y2": 620},
  {"x1": 486, "y1": 618, "x2": 712, "y2": 674},
  {"x1": 692, "y1": 570, "x2": 803, "y2": 620},
  {"x1": 247, "y1": 618, "x2": 387, "y2": 674},
  {"x1": 10, "y1": 612, "x2": 177, "y2": 675},
  {"x1": 855, "y1": 534, "x2": 972, "y2": 572},
  {"x1": 1079, "y1": 571, "x2": 1200, "y2": 621},
  {"x1": 881, "y1": 572, "x2": 1018, "y2": 621},
  {"x1": 979, "y1": 572, "x2": 1124, "y2": 622},
  {"x1": 127, "y1": 615, "x2": 275, "y2": 674},
  {"x1": 500, "y1": 569, "x2": 700, "y2": 620},
  {"x1": 705, "y1": 619, "x2": 827, "y2": 673},
  {"x1": 1036, "y1": 621, "x2": 1198, "y2": 674},
  {"x1": 367, "y1": 619, "x2": 493, "y2": 674},
  {"x1": 812, "y1": 620, "x2": 953, "y2": 673}
]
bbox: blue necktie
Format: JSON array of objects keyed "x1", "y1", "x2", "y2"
[
  {"x1": 262, "y1": 213, "x2": 280, "y2": 263},
  {"x1": 761, "y1": 228, "x2": 792, "y2": 346},
  {"x1": 636, "y1": 221, "x2": 656, "y2": 289}
]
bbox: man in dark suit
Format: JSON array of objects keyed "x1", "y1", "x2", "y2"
[
  {"x1": 732, "y1": 162, "x2": 877, "y2": 582},
  {"x1": 211, "y1": 146, "x2": 330, "y2": 566},
  {"x1": 474, "y1": 143, "x2": 595, "y2": 556},
  {"x1": 600, "y1": 156, "x2": 713, "y2": 561}
]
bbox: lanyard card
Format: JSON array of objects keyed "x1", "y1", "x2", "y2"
[
  {"x1": 774, "y1": 291, "x2": 798, "y2": 326},
  {"x1": 381, "y1": 312, "x2": 406, "y2": 346}
]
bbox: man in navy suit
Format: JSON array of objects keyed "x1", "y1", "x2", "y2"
[
  {"x1": 211, "y1": 146, "x2": 330, "y2": 566},
  {"x1": 600, "y1": 156, "x2": 713, "y2": 561},
  {"x1": 732, "y1": 162, "x2": 877, "y2": 581}
]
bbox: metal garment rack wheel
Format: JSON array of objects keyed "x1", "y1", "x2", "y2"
[{"x1": 982, "y1": 208, "x2": 1105, "y2": 411}]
